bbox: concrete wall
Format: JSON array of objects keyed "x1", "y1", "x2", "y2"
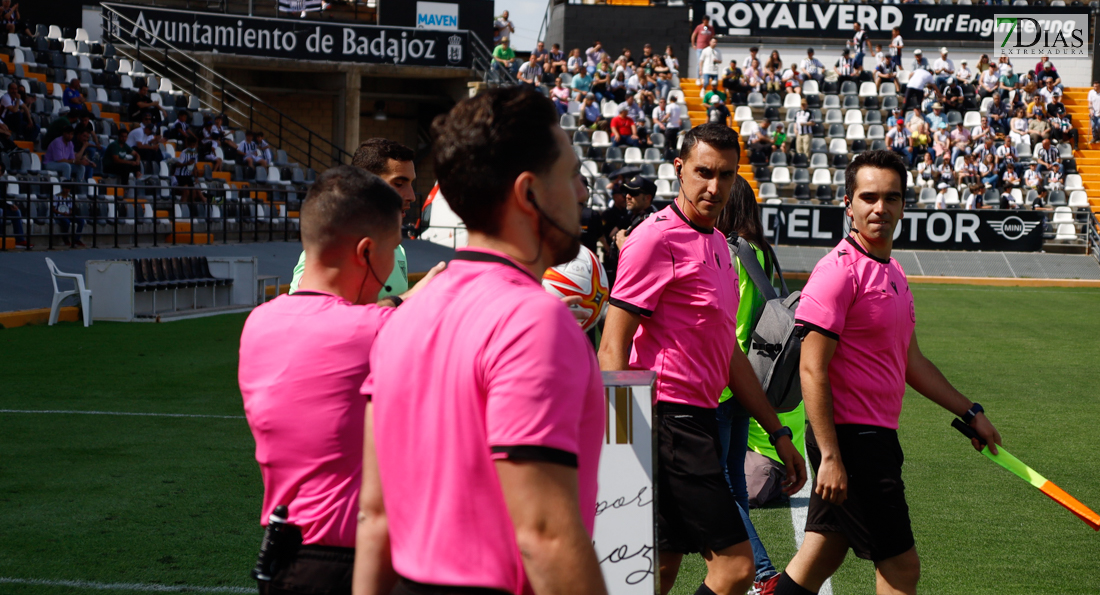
[{"x1": 546, "y1": 4, "x2": 691, "y2": 70}]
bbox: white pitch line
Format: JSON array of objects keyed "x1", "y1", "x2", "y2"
[
  {"x1": 790, "y1": 456, "x2": 834, "y2": 595},
  {"x1": 0, "y1": 577, "x2": 252, "y2": 593},
  {"x1": 0, "y1": 409, "x2": 245, "y2": 420}
]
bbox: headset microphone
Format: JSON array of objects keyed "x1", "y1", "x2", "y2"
[
  {"x1": 364, "y1": 248, "x2": 392, "y2": 292},
  {"x1": 529, "y1": 194, "x2": 583, "y2": 241}
]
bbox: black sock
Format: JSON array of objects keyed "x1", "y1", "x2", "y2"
[
  {"x1": 693, "y1": 583, "x2": 717, "y2": 595},
  {"x1": 775, "y1": 572, "x2": 816, "y2": 595}
]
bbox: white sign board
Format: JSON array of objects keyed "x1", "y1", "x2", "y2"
[
  {"x1": 415, "y1": 1, "x2": 459, "y2": 30},
  {"x1": 594, "y1": 371, "x2": 658, "y2": 595}
]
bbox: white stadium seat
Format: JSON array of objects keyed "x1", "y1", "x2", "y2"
[
  {"x1": 858, "y1": 82, "x2": 878, "y2": 97},
  {"x1": 771, "y1": 167, "x2": 792, "y2": 185},
  {"x1": 811, "y1": 169, "x2": 832, "y2": 185},
  {"x1": 844, "y1": 110, "x2": 862, "y2": 125},
  {"x1": 784, "y1": 94, "x2": 802, "y2": 109},
  {"x1": 1052, "y1": 207, "x2": 1074, "y2": 224},
  {"x1": 963, "y1": 112, "x2": 982, "y2": 127},
  {"x1": 1068, "y1": 191, "x2": 1089, "y2": 207},
  {"x1": 1065, "y1": 175, "x2": 1084, "y2": 192},
  {"x1": 1054, "y1": 223, "x2": 1077, "y2": 240},
  {"x1": 735, "y1": 106, "x2": 754, "y2": 123},
  {"x1": 845, "y1": 124, "x2": 865, "y2": 140}
]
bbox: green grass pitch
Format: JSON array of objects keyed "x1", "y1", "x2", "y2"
[{"x1": 1, "y1": 284, "x2": 1098, "y2": 595}]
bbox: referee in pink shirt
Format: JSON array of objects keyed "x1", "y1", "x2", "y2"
[
  {"x1": 355, "y1": 87, "x2": 607, "y2": 595},
  {"x1": 600, "y1": 123, "x2": 807, "y2": 595},
  {"x1": 238, "y1": 166, "x2": 410, "y2": 595},
  {"x1": 774, "y1": 150, "x2": 1003, "y2": 595}
]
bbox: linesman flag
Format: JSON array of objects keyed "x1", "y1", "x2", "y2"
[
  {"x1": 953, "y1": 419, "x2": 1100, "y2": 531},
  {"x1": 278, "y1": 0, "x2": 323, "y2": 13}
]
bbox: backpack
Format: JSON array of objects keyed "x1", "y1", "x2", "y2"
[{"x1": 730, "y1": 236, "x2": 803, "y2": 414}]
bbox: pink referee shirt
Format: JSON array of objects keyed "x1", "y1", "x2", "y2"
[
  {"x1": 239, "y1": 292, "x2": 393, "y2": 547},
  {"x1": 795, "y1": 236, "x2": 916, "y2": 429},
  {"x1": 366, "y1": 248, "x2": 604, "y2": 593},
  {"x1": 610, "y1": 202, "x2": 739, "y2": 409}
]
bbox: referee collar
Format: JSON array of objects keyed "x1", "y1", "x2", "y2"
[
  {"x1": 452, "y1": 248, "x2": 538, "y2": 281},
  {"x1": 845, "y1": 235, "x2": 890, "y2": 265},
  {"x1": 671, "y1": 200, "x2": 714, "y2": 234}
]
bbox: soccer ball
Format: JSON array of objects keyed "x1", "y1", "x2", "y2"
[{"x1": 542, "y1": 246, "x2": 609, "y2": 332}]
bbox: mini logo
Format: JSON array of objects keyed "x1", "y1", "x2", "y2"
[
  {"x1": 994, "y1": 15, "x2": 1087, "y2": 58},
  {"x1": 987, "y1": 216, "x2": 1040, "y2": 240},
  {"x1": 447, "y1": 34, "x2": 462, "y2": 64}
]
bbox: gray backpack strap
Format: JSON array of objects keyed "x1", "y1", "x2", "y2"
[
  {"x1": 732, "y1": 236, "x2": 778, "y2": 302},
  {"x1": 765, "y1": 244, "x2": 790, "y2": 298}
]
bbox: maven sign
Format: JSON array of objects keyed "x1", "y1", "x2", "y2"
[
  {"x1": 692, "y1": 1, "x2": 1084, "y2": 43},
  {"x1": 103, "y1": 3, "x2": 471, "y2": 68},
  {"x1": 761, "y1": 205, "x2": 1045, "y2": 251}
]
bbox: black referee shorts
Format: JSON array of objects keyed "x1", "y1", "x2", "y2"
[
  {"x1": 805, "y1": 424, "x2": 915, "y2": 562},
  {"x1": 391, "y1": 578, "x2": 510, "y2": 595},
  {"x1": 257, "y1": 544, "x2": 353, "y2": 595},
  {"x1": 656, "y1": 402, "x2": 749, "y2": 554}
]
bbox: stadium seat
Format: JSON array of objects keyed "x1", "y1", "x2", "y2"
[
  {"x1": 794, "y1": 183, "x2": 811, "y2": 200},
  {"x1": 573, "y1": 129, "x2": 591, "y2": 149},
  {"x1": 945, "y1": 188, "x2": 960, "y2": 206},
  {"x1": 802, "y1": 80, "x2": 820, "y2": 96},
  {"x1": 832, "y1": 154, "x2": 849, "y2": 168},
  {"x1": 842, "y1": 95, "x2": 860, "y2": 110},
  {"x1": 747, "y1": 93, "x2": 764, "y2": 108},
  {"x1": 815, "y1": 185, "x2": 833, "y2": 201},
  {"x1": 832, "y1": 170, "x2": 846, "y2": 185},
  {"x1": 580, "y1": 160, "x2": 599, "y2": 178},
  {"x1": 658, "y1": 163, "x2": 676, "y2": 181},
  {"x1": 560, "y1": 114, "x2": 577, "y2": 133},
  {"x1": 879, "y1": 83, "x2": 896, "y2": 97},
  {"x1": 823, "y1": 95, "x2": 840, "y2": 110},
  {"x1": 859, "y1": 82, "x2": 878, "y2": 98},
  {"x1": 765, "y1": 93, "x2": 782, "y2": 107},
  {"x1": 827, "y1": 124, "x2": 845, "y2": 138},
  {"x1": 825, "y1": 109, "x2": 843, "y2": 125},
  {"x1": 840, "y1": 81, "x2": 857, "y2": 96},
  {"x1": 759, "y1": 183, "x2": 778, "y2": 200},
  {"x1": 1065, "y1": 175, "x2": 1084, "y2": 192},
  {"x1": 963, "y1": 112, "x2": 982, "y2": 127},
  {"x1": 1049, "y1": 190, "x2": 1067, "y2": 206},
  {"x1": 784, "y1": 94, "x2": 802, "y2": 109},
  {"x1": 591, "y1": 131, "x2": 611, "y2": 150},
  {"x1": 624, "y1": 147, "x2": 644, "y2": 165},
  {"x1": 651, "y1": 133, "x2": 666, "y2": 151},
  {"x1": 829, "y1": 139, "x2": 848, "y2": 154},
  {"x1": 735, "y1": 106, "x2": 754, "y2": 123},
  {"x1": 810, "y1": 139, "x2": 828, "y2": 155},
  {"x1": 1054, "y1": 223, "x2": 1077, "y2": 240},
  {"x1": 846, "y1": 125, "x2": 865, "y2": 140},
  {"x1": 834, "y1": 186, "x2": 847, "y2": 203},
  {"x1": 844, "y1": 110, "x2": 862, "y2": 125},
  {"x1": 46, "y1": 257, "x2": 92, "y2": 327},
  {"x1": 979, "y1": 97, "x2": 994, "y2": 113},
  {"x1": 919, "y1": 188, "x2": 936, "y2": 204},
  {"x1": 811, "y1": 169, "x2": 831, "y2": 185},
  {"x1": 946, "y1": 111, "x2": 962, "y2": 125},
  {"x1": 864, "y1": 110, "x2": 882, "y2": 125},
  {"x1": 1068, "y1": 191, "x2": 1089, "y2": 207},
  {"x1": 771, "y1": 167, "x2": 792, "y2": 185},
  {"x1": 881, "y1": 95, "x2": 899, "y2": 111},
  {"x1": 1058, "y1": 144, "x2": 1074, "y2": 159},
  {"x1": 601, "y1": 102, "x2": 619, "y2": 119},
  {"x1": 792, "y1": 168, "x2": 810, "y2": 184},
  {"x1": 740, "y1": 121, "x2": 760, "y2": 139},
  {"x1": 753, "y1": 166, "x2": 771, "y2": 183},
  {"x1": 850, "y1": 139, "x2": 867, "y2": 152},
  {"x1": 863, "y1": 96, "x2": 879, "y2": 110},
  {"x1": 868, "y1": 125, "x2": 885, "y2": 140}
]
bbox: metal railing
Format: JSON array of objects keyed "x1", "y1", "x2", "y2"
[
  {"x1": 1, "y1": 179, "x2": 304, "y2": 251},
  {"x1": 101, "y1": 3, "x2": 352, "y2": 173},
  {"x1": 112, "y1": 0, "x2": 378, "y2": 21},
  {"x1": 469, "y1": 33, "x2": 518, "y2": 87},
  {"x1": 1088, "y1": 210, "x2": 1100, "y2": 263}
]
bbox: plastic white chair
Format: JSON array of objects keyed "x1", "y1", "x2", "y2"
[
  {"x1": 844, "y1": 110, "x2": 862, "y2": 125},
  {"x1": 829, "y1": 139, "x2": 848, "y2": 154},
  {"x1": 591, "y1": 130, "x2": 611, "y2": 149},
  {"x1": 783, "y1": 94, "x2": 802, "y2": 109},
  {"x1": 845, "y1": 124, "x2": 865, "y2": 140},
  {"x1": 1065, "y1": 175, "x2": 1084, "y2": 192},
  {"x1": 1068, "y1": 191, "x2": 1089, "y2": 207},
  {"x1": 734, "y1": 106, "x2": 754, "y2": 123},
  {"x1": 1054, "y1": 223, "x2": 1077, "y2": 240},
  {"x1": 963, "y1": 112, "x2": 982, "y2": 127},
  {"x1": 858, "y1": 82, "x2": 878, "y2": 98},
  {"x1": 802, "y1": 80, "x2": 819, "y2": 95},
  {"x1": 945, "y1": 188, "x2": 960, "y2": 205},
  {"x1": 75, "y1": 28, "x2": 90, "y2": 42},
  {"x1": 46, "y1": 257, "x2": 92, "y2": 327},
  {"x1": 658, "y1": 163, "x2": 677, "y2": 181},
  {"x1": 811, "y1": 169, "x2": 832, "y2": 185},
  {"x1": 979, "y1": 97, "x2": 994, "y2": 114},
  {"x1": 47, "y1": 25, "x2": 63, "y2": 40},
  {"x1": 623, "y1": 147, "x2": 644, "y2": 164},
  {"x1": 740, "y1": 121, "x2": 760, "y2": 139},
  {"x1": 771, "y1": 167, "x2": 792, "y2": 185}
]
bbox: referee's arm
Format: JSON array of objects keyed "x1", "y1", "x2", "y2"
[
  {"x1": 800, "y1": 331, "x2": 848, "y2": 505},
  {"x1": 598, "y1": 305, "x2": 641, "y2": 371},
  {"x1": 905, "y1": 331, "x2": 1003, "y2": 454},
  {"x1": 353, "y1": 403, "x2": 397, "y2": 595}
]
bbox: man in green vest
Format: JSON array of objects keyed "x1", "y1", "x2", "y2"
[{"x1": 290, "y1": 139, "x2": 417, "y2": 297}]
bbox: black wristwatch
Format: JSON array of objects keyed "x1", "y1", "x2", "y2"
[
  {"x1": 768, "y1": 426, "x2": 794, "y2": 446},
  {"x1": 385, "y1": 296, "x2": 403, "y2": 308},
  {"x1": 960, "y1": 402, "x2": 984, "y2": 425}
]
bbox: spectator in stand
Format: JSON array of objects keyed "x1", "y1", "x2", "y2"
[
  {"x1": 765, "y1": 51, "x2": 783, "y2": 81},
  {"x1": 2, "y1": 82, "x2": 36, "y2": 141},
  {"x1": 239, "y1": 130, "x2": 262, "y2": 168},
  {"x1": 932, "y1": 124, "x2": 950, "y2": 161},
  {"x1": 613, "y1": 175, "x2": 658, "y2": 250},
  {"x1": 549, "y1": 77, "x2": 570, "y2": 115},
  {"x1": 1037, "y1": 61, "x2": 1062, "y2": 92},
  {"x1": 722, "y1": 60, "x2": 743, "y2": 95},
  {"x1": 976, "y1": 65, "x2": 1000, "y2": 101},
  {"x1": 941, "y1": 77, "x2": 964, "y2": 111},
  {"x1": 1047, "y1": 162, "x2": 1064, "y2": 192},
  {"x1": 128, "y1": 85, "x2": 166, "y2": 124},
  {"x1": 44, "y1": 125, "x2": 90, "y2": 181},
  {"x1": 663, "y1": 45, "x2": 680, "y2": 76},
  {"x1": 1039, "y1": 80, "x2": 1059, "y2": 106},
  {"x1": 1089, "y1": 81, "x2": 1100, "y2": 144},
  {"x1": 872, "y1": 44, "x2": 886, "y2": 67},
  {"x1": 653, "y1": 98, "x2": 681, "y2": 156},
  {"x1": 972, "y1": 116, "x2": 994, "y2": 146},
  {"x1": 949, "y1": 121, "x2": 971, "y2": 163},
  {"x1": 492, "y1": 10, "x2": 513, "y2": 45},
  {"x1": 795, "y1": 99, "x2": 812, "y2": 156},
  {"x1": 691, "y1": 15, "x2": 714, "y2": 62},
  {"x1": 703, "y1": 81, "x2": 726, "y2": 107},
  {"x1": 986, "y1": 94, "x2": 1009, "y2": 135},
  {"x1": 591, "y1": 61, "x2": 611, "y2": 101},
  {"x1": 254, "y1": 132, "x2": 274, "y2": 165},
  {"x1": 800, "y1": 48, "x2": 824, "y2": 85},
  {"x1": 166, "y1": 109, "x2": 194, "y2": 142},
  {"x1": 1024, "y1": 162, "x2": 1043, "y2": 194},
  {"x1": 996, "y1": 56, "x2": 1013, "y2": 76},
  {"x1": 744, "y1": 58, "x2": 763, "y2": 93},
  {"x1": 1047, "y1": 94, "x2": 1079, "y2": 150},
  {"x1": 104, "y1": 128, "x2": 141, "y2": 179},
  {"x1": 0, "y1": 159, "x2": 30, "y2": 248},
  {"x1": 517, "y1": 54, "x2": 543, "y2": 87},
  {"x1": 964, "y1": 182, "x2": 987, "y2": 210},
  {"x1": 609, "y1": 71, "x2": 628, "y2": 103},
  {"x1": 707, "y1": 95, "x2": 730, "y2": 126},
  {"x1": 610, "y1": 105, "x2": 639, "y2": 148},
  {"x1": 548, "y1": 43, "x2": 567, "y2": 76},
  {"x1": 904, "y1": 66, "x2": 933, "y2": 111},
  {"x1": 932, "y1": 47, "x2": 955, "y2": 88},
  {"x1": 1035, "y1": 137, "x2": 1059, "y2": 173},
  {"x1": 207, "y1": 114, "x2": 239, "y2": 161},
  {"x1": 200, "y1": 139, "x2": 223, "y2": 174},
  {"x1": 975, "y1": 54, "x2": 992, "y2": 74},
  {"x1": 72, "y1": 126, "x2": 99, "y2": 180},
  {"x1": 567, "y1": 48, "x2": 583, "y2": 75},
  {"x1": 623, "y1": 94, "x2": 645, "y2": 126},
  {"x1": 1028, "y1": 111, "x2": 1051, "y2": 147},
  {"x1": 586, "y1": 41, "x2": 606, "y2": 69},
  {"x1": 1034, "y1": 56, "x2": 1052, "y2": 77},
  {"x1": 62, "y1": 78, "x2": 86, "y2": 112},
  {"x1": 874, "y1": 55, "x2": 897, "y2": 92},
  {"x1": 52, "y1": 184, "x2": 85, "y2": 247},
  {"x1": 911, "y1": 48, "x2": 929, "y2": 72},
  {"x1": 889, "y1": 28, "x2": 904, "y2": 68},
  {"x1": 995, "y1": 139, "x2": 1018, "y2": 172},
  {"x1": 917, "y1": 153, "x2": 936, "y2": 188},
  {"x1": 938, "y1": 159, "x2": 954, "y2": 190},
  {"x1": 955, "y1": 59, "x2": 973, "y2": 85},
  {"x1": 173, "y1": 135, "x2": 207, "y2": 206},
  {"x1": 956, "y1": 154, "x2": 979, "y2": 187},
  {"x1": 997, "y1": 187, "x2": 1018, "y2": 209},
  {"x1": 572, "y1": 66, "x2": 593, "y2": 100},
  {"x1": 834, "y1": 49, "x2": 860, "y2": 87},
  {"x1": 934, "y1": 183, "x2": 949, "y2": 210},
  {"x1": 128, "y1": 114, "x2": 165, "y2": 163},
  {"x1": 998, "y1": 66, "x2": 1020, "y2": 102},
  {"x1": 781, "y1": 63, "x2": 804, "y2": 95},
  {"x1": 771, "y1": 121, "x2": 790, "y2": 153},
  {"x1": 978, "y1": 154, "x2": 999, "y2": 187},
  {"x1": 0, "y1": 0, "x2": 20, "y2": 35},
  {"x1": 579, "y1": 94, "x2": 603, "y2": 130},
  {"x1": 531, "y1": 41, "x2": 549, "y2": 75},
  {"x1": 748, "y1": 120, "x2": 774, "y2": 160},
  {"x1": 908, "y1": 110, "x2": 931, "y2": 158},
  {"x1": 848, "y1": 22, "x2": 868, "y2": 67},
  {"x1": 925, "y1": 102, "x2": 946, "y2": 131},
  {"x1": 1003, "y1": 163, "x2": 1021, "y2": 191},
  {"x1": 492, "y1": 37, "x2": 518, "y2": 78},
  {"x1": 1008, "y1": 107, "x2": 1029, "y2": 145},
  {"x1": 698, "y1": 38, "x2": 722, "y2": 90}
]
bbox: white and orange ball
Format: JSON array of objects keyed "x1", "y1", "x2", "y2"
[{"x1": 542, "y1": 245, "x2": 610, "y2": 332}]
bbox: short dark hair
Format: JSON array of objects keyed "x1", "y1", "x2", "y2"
[
  {"x1": 352, "y1": 138, "x2": 415, "y2": 176},
  {"x1": 300, "y1": 165, "x2": 403, "y2": 254},
  {"x1": 678, "y1": 123, "x2": 740, "y2": 163},
  {"x1": 844, "y1": 150, "x2": 908, "y2": 202},
  {"x1": 61, "y1": 125, "x2": 75, "y2": 135},
  {"x1": 431, "y1": 86, "x2": 561, "y2": 235}
]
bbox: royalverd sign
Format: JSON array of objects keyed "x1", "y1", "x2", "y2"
[
  {"x1": 994, "y1": 14, "x2": 1088, "y2": 58},
  {"x1": 103, "y1": 3, "x2": 472, "y2": 68}
]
